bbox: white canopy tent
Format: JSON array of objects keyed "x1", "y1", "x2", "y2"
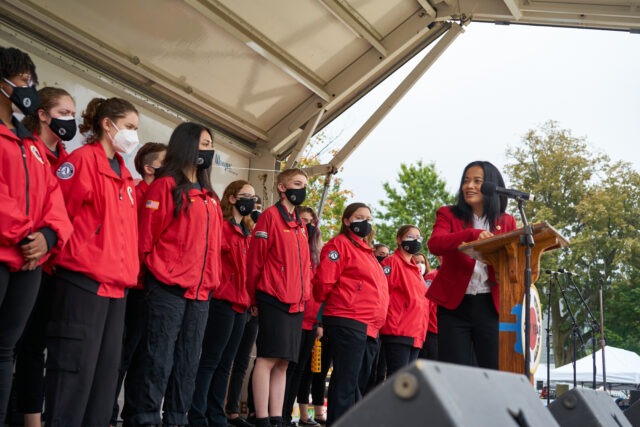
[{"x1": 550, "y1": 346, "x2": 640, "y2": 386}]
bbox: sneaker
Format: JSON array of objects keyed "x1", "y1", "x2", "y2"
[
  {"x1": 314, "y1": 417, "x2": 326, "y2": 425},
  {"x1": 298, "y1": 419, "x2": 319, "y2": 426},
  {"x1": 227, "y1": 417, "x2": 255, "y2": 427}
]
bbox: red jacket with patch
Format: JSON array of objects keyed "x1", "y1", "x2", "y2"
[
  {"x1": 313, "y1": 232, "x2": 389, "y2": 338},
  {"x1": 424, "y1": 269, "x2": 439, "y2": 334},
  {"x1": 246, "y1": 202, "x2": 311, "y2": 313},
  {"x1": 0, "y1": 120, "x2": 72, "y2": 272},
  {"x1": 139, "y1": 176, "x2": 223, "y2": 300},
  {"x1": 380, "y1": 251, "x2": 430, "y2": 348},
  {"x1": 55, "y1": 143, "x2": 138, "y2": 297},
  {"x1": 427, "y1": 206, "x2": 517, "y2": 312},
  {"x1": 212, "y1": 219, "x2": 251, "y2": 312}
]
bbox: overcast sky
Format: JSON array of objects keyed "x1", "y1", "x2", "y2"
[{"x1": 312, "y1": 23, "x2": 640, "y2": 210}]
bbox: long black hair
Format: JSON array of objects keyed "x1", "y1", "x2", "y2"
[
  {"x1": 451, "y1": 160, "x2": 507, "y2": 231},
  {"x1": 158, "y1": 122, "x2": 215, "y2": 217}
]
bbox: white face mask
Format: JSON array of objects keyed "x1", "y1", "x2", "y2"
[
  {"x1": 109, "y1": 120, "x2": 139, "y2": 154},
  {"x1": 418, "y1": 263, "x2": 426, "y2": 276}
]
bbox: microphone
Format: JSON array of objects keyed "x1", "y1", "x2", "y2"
[
  {"x1": 558, "y1": 268, "x2": 578, "y2": 277},
  {"x1": 545, "y1": 269, "x2": 558, "y2": 276},
  {"x1": 481, "y1": 182, "x2": 534, "y2": 201}
]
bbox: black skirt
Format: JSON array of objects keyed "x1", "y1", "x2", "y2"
[{"x1": 256, "y1": 296, "x2": 303, "y2": 362}]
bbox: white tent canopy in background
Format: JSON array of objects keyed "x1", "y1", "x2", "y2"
[{"x1": 550, "y1": 346, "x2": 640, "y2": 386}]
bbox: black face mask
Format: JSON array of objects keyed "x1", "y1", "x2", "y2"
[
  {"x1": 2, "y1": 80, "x2": 40, "y2": 115},
  {"x1": 195, "y1": 150, "x2": 214, "y2": 170},
  {"x1": 235, "y1": 198, "x2": 255, "y2": 216},
  {"x1": 250, "y1": 210, "x2": 261, "y2": 223},
  {"x1": 376, "y1": 255, "x2": 387, "y2": 263},
  {"x1": 49, "y1": 117, "x2": 77, "y2": 141},
  {"x1": 401, "y1": 239, "x2": 422, "y2": 255},
  {"x1": 284, "y1": 187, "x2": 306, "y2": 206},
  {"x1": 349, "y1": 220, "x2": 372, "y2": 238},
  {"x1": 306, "y1": 223, "x2": 317, "y2": 239}
]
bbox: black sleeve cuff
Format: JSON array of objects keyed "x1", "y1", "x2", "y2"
[{"x1": 39, "y1": 227, "x2": 58, "y2": 251}]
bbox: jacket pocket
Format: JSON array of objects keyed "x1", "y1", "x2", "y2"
[{"x1": 46, "y1": 321, "x2": 85, "y2": 373}]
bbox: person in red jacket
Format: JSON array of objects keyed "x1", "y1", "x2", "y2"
[
  {"x1": 122, "y1": 122, "x2": 222, "y2": 427},
  {"x1": 111, "y1": 142, "x2": 166, "y2": 426},
  {"x1": 380, "y1": 225, "x2": 430, "y2": 376},
  {"x1": 11, "y1": 86, "x2": 77, "y2": 427},
  {"x1": 427, "y1": 160, "x2": 517, "y2": 370},
  {"x1": 246, "y1": 168, "x2": 312, "y2": 427},
  {"x1": 413, "y1": 253, "x2": 439, "y2": 361},
  {"x1": 45, "y1": 96, "x2": 140, "y2": 426},
  {"x1": 0, "y1": 47, "x2": 72, "y2": 426},
  {"x1": 189, "y1": 179, "x2": 256, "y2": 427},
  {"x1": 313, "y1": 202, "x2": 389, "y2": 426}
]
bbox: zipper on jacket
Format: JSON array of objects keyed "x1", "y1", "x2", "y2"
[
  {"x1": 196, "y1": 199, "x2": 210, "y2": 300},
  {"x1": 20, "y1": 145, "x2": 30, "y2": 215},
  {"x1": 295, "y1": 227, "x2": 304, "y2": 311}
]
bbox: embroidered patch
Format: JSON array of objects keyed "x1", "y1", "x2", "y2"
[
  {"x1": 383, "y1": 265, "x2": 391, "y2": 275},
  {"x1": 127, "y1": 186, "x2": 135, "y2": 205},
  {"x1": 30, "y1": 145, "x2": 44, "y2": 165},
  {"x1": 328, "y1": 250, "x2": 340, "y2": 261},
  {"x1": 145, "y1": 200, "x2": 160, "y2": 210},
  {"x1": 255, "y1": 231, "x2": 268, "y2": 239},
  {"x1": 56, "y1": 162, "x2": 75, "y2": 179}
]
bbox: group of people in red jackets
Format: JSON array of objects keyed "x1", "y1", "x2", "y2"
[{"x1": 1, "y1": 45, "x2": 518, "y2": 427}]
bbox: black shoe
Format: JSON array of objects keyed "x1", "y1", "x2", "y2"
[{"x1": 228, "y1": 416, "x2": 255, "y2": 427}]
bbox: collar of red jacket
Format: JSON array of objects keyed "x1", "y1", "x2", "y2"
[{"x1": 0, "y1": 116, "x2": 34, "y2": 140}]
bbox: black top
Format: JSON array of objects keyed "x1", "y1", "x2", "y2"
[{"x1": 108, "y1": 156, "x2": 121, "y2": 177}]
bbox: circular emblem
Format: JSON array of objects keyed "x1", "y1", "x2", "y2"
[
  {"x1": 522, "y1": 286, "x2": 543, "y2": 375},
  {"x1": 383, "y1": 265, "x2": 391, "y2": 275},
  {"x1": 56, "y1": 162, "x2": 75, "y2": 180},
  {"x1": 328, "y1": 250, "x2": 339, "y2": 261},
  {"x1": 23, "y1": 98, "x2": 31, "y2": 108},
  {"x1": 59, "y1": 127, "x2": 67, "y2": 136}
]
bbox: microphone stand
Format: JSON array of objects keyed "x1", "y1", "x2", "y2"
[
  {"x1": 554, "y1": 273, "x2": 585, "y2": 388},
  {"x1": 545, "y1": 271, "x2": 554, "y2": 406},
  {"x1": 517, "y1": 197, "x2": 534, "y2": 380},
  {"x1": 599, "y1": 278, "x2": 607, "y2": 390},
  {"x1": 566, "y1": 272, "x2": 599, "y2": 389}
]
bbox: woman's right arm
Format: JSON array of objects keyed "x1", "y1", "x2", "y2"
[
  {"x1": 428, "y1": 207, "x2": 483, "y2": 255},
  {"x1": 312, "y1": 239, "x2": 343, "y2": 303}
]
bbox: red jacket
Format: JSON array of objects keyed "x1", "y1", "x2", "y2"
[
  {"x1": 313, "y1": 232, "x2": 389, "y2": 339},
  {"x1": 55, "y1": 143, "x2": 138, "y2": 297},
  {"x1": 246, "y1": 202, "x2": 311, "y2": 313},
  {"x1": 139, "y1": 176, "x2": 222, "y2": 300},
  {"x1": 380, "y1": 251, "x2": 430, "y2": 348},
  {"x1": 424, "y1": 269, "x2": 439, "y2": 334},
  {"x1": 132, "y1": 180, "x2": 151, "y2": 290},
  {"x1": 0, "y1": 120, "x2": 72, "y2": 272},
  {"x1": 427, "y1": 206, "x2": 517, "y2": 312},
  {"x1": 34, "y1": 136, "x2": 69, "y2": 174},
  {"x1": 212, "y1": 219, "x2": 251, "y2": 312}
]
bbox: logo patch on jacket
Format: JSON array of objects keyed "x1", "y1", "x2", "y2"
[
  {"x1": 255, "y1": 231, "x2": 268, "y2": 239},
  {"x1": 383, "y1": 265, "x2": 391, "y2": 275},
  {"x1": 145, "y1": 200, "x2": 160, "y2": 210},
  {"x1": 328, "y1": 250, "x2": 339, "y2": 261},
  {"x1": 56, "y1": 162, "x2": 75, "y2": 179},
  {"x1": 31, "y1": 145, "x2": 45, "y2": 165}
]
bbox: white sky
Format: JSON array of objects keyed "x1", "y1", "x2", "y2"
[{"x1": 314, "y1": 23, "x2": 640, "y2": 208}]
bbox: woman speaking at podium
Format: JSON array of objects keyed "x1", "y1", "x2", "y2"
[{"x1": 427, "y1": 161, "x2": 516, "y2": 369}]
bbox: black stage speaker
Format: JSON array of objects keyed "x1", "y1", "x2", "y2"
[
  {"x1": 333, "y1": 359, "x2": 559, "y2": 427},
  {"x1": 625, "y1": 399, "x2": 640, "y2": 427},
  {"x1": 548, "y1": 388, "x2": 631, "y2": 427}
]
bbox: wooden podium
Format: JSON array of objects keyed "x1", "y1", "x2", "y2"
[{"x1": 459, "y1": 222, "x2": 568, "y2": 375}]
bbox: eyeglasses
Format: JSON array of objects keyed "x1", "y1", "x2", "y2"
[
  {"x1": 236, "y1": 193, "x2": 258, "y2": 201},
  {"x1": 404, "y1": 234, "x2": 423, "y2": 242}
]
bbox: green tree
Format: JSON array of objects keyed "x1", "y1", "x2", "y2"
[
  {"x1": 374, "y1": 161, "x2": 455, "y2": 258},
  {"x1": 505, "y1": 120, "x2": 640, "y2": 365}
]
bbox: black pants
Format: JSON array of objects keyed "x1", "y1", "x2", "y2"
[
  {"x1": 365, "y1": 339, "x2": 386, "y2": 393},
  {"x1": 283, "y1": 329, "x2": 316, "y2": 423},
  {"x1": 111, "y1": 288, "x2": 147, "y2": 425},
  {"x1": 419, "y1": 331, "x2": 439, "y2": 361},
  {"x1": 324, "y1": 325, "x2": 378, "y2": 427},
  {"x1": 189, "y1": 299, "x2": 247, "y2": 427},
  {"x1": 225, "y1": 314, "x2": 259, "y2": 415},
  {"x1": 0, "y1": 264, "x2": 41, "y2": 423},
  {"x1": 297, "y1": 334, "x2": 331, "y2": 407},
  {"x1": 45, "y1": 276, "x2": 126, "y2": 427},
  {"x1": 382, "y1": 341, "x2": 420, "y2": 377},
  {"x1": 437, "y1": 293, "x2": 498, "y2": 369},
  {"x1": 122, "y1": 277, "x2": 209, "y2": 426},
  {"x1": 12, "y1": 271, "x2": 54, "y2": 416}
]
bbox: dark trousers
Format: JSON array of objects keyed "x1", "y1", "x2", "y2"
[
  {"x1": 45, "y1": 276, "x2": 126, "y2": 427},
  {"x1": 419, "y1": 331, "x2": 439, "y2": 360},
  {"x1": 365, "y1": 339, "x2": 386, "y2": 393},
  {"x1": 122, "y1": 277, "x2": 209, "y2": 426},
  {"x1": 324, "y1": 325, "x2": 378, "y2": 427},
  {"x1": 225, "y1": 314, "x2": 259, "y2": 415},
  {"x1": 189, "y1": 299, "x2": 247, "y2": 427},
  {"x1": 283, "y1": 329, "x2": 316, "y2": 423},
  {"x1": 0, "y1": 264, "x2": 41, "y2": 423},
  {"x1": 382, "y1": 341, "x2": 420, "y2": 377},
  {"x1": 12, "y1": 271, "x2": 54, "y2": 415},
  {"x1": 437, "y1": 293, "x2": 498, "y2": 369},
  {"x1": 111, "y1": 288, "x2": 147, "y2": 425}
]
